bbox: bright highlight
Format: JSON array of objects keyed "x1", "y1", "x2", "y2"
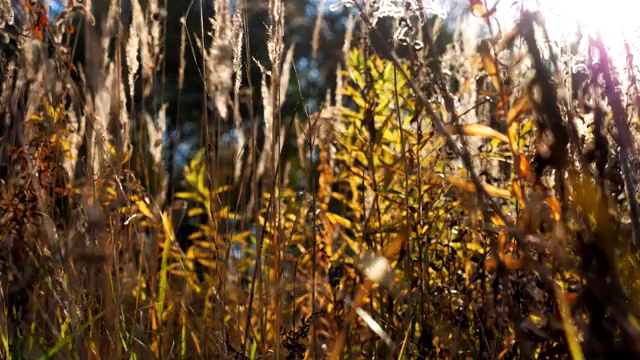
[{"x1": 493, "y1": 0, "x2": 640, "y2": 70}]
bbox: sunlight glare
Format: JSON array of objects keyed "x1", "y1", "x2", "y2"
[{"x1": 494, "y1": 0, "x2": 640, "y2": 70}]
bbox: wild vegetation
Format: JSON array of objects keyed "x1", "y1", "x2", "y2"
[{"x1": 2, "y1": 0, "x2": 640, "y2": 359}]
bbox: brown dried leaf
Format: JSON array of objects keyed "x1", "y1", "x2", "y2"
[
  {"x1": 382, "y1": 225, "x2": 408, "y2": 262},
  {"x1": 447, "y1": 175, "x2": 511, "y2": 199}
]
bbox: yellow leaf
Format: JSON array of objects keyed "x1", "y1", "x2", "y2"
[
  {"x1": 215, "y1": 207, "x2": 242, "y2": 220},
  {"x1": 194, "y1": 241, "x2": 218, "y2": 251},
  {"x1": 190, "y1": 149, "x2": 206, "y2": 170},
  {"x1": 121, "y1": 145, "x2": 132, "y2": 165},
  {"x1": 197, "y1": 165, "x2": 207, "y2": 197},
  {"x1": 491, "y1": 213, "x2": 505, "y2": 226},
  {"x1": 553, "y1": 283, "x2": 586, "y2": 360},
  {"x1": 187, "y1": 207, "x2": 205, "y2": 217},
  {"x1": 507, "y1": 91, "x2": 532, "y2": 152},
  {"x1": 464, "y1": 242, "x2": 484, "y2": 253},
  {"x1": 445, "y1": 123, "x2": 509, "y2": 143},
  {"x1": 106, "y1": 186, "x2": 117, "y2": 197},
  {"x1": 168, "y1": 268, "x2": 196, "y2": 278},
  {"x1": 175, "y1": 192, "x2": 199, "y2": 200},
  {"x1": 105, "y1": 141, "x2": 117, "y2": 156},
  {"x1": 213, "y1": 185, "x2": 232, "y2": 194},
  {"x1": 136, "y1": 199, "x2": 156, "y2": 221},
  {"x1": 188, "y1": 231, "x2": 204, "y2": 240},
  {"x1": 326, "y1": 212, "x2": 352, "y2": 228},
  {"x1": 231, "y1": 231, "x2": 251, "y2": 242},
  {"x1": 156, "y1": 210, "x2": 175, "y2": 328},
  {"x1": 197, "y1": 258, "x2": 218, "y2": 269},
  {"x1": 30, "y1": 114, "x2": 44, "y2": 122}
]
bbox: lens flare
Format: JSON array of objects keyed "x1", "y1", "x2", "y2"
[{"x1": 492, "y1": 0, "x2": 640, "y2": 70}]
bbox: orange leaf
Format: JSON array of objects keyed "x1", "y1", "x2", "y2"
[
  {"x1": 545, "y1": 196, "x2": 561, "y2": 221},
  {"x1": 382, "y1": 225, "x2": 409, "y2": 262},
  {"x1": 447, "y1": 175, "x2": 476, "y2": 192},
  {"x1": 503, "y1": 254, "x2": 523, "y2": 270},
  {"x1": 498, "y1": 231, "x2": 507, "y2": 253},
  {"x1": 507, "y1": 92, "x2": 531, "y2": 126},
  {"x1": 517, "y1": 151, "x2": 531, "y2": 178},
  {"x1": 485, "y1": 256, "x2": 498, "y2": 270},
  {"x1": 469, "y1": 0, "x2": 498, "y2": 24},
  {"x1": 479, "y1": 41, "x2": 502, "y2": 92},
  {"x1": 490, "y1": 213, "x2": 505, "y2": 226},
  {"x1": 564, "y1": 292, "x2": 578, "y2": 304},
  {"x1": 511, "y1": 180, "x2": 526, "y2": 205},
  {"x1": 507, "y1": 93, "x2": 532, "y2": 152},
  {"x1": 485, "y1": 254, "x2": 523, "y2": 271},
  {"x1": 445, "y1": 123, "x2": 509, "y2": 143}
]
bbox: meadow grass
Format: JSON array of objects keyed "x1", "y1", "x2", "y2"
[{"x1": 1, "y1": 1, "x2": 640, "y2": 359}]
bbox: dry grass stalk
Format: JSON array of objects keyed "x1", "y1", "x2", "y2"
[
  {"x1": 178, "y1": 16, "x2": 187, "y2": 92},
  {"x1": 255, "y1": 44, "x2": 293, "y2": 180},
  {"x1": 311, "y1": 0, "x2": 326, "y2": 59},
  {"x1": 137, "y1": 4, "x2": 153, "y2": 98},
  {"x1": 255, "y1": 59, "x2": 273, "y2": 181},
  {"x1": 127, "y1": 0, "x2": 143, "y2": 101},
  {"x1": 0, "y1": 0, "x2": 14, "y2": 28},
  {"x1": 101, "y1": 0, "x2": 120, "y2": 67},
  {"x1": 0, "y1": 60, "x2": 14, "y2": 125},
  {"x1": 62, "y1": 107, "x2": 86, "y2": 181},
  {"x1": 232, "y1": 10, "x2": 246, "y2": 183},
  {"x1": 146, "y1": 104, "x2": 168, "y2": 206},
  {"x1": 116, "y1": 65, "x2": 130, "y2": 154},
  {"x1": 197, "y1": 0, "x2": 234, "y2": 120}
]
